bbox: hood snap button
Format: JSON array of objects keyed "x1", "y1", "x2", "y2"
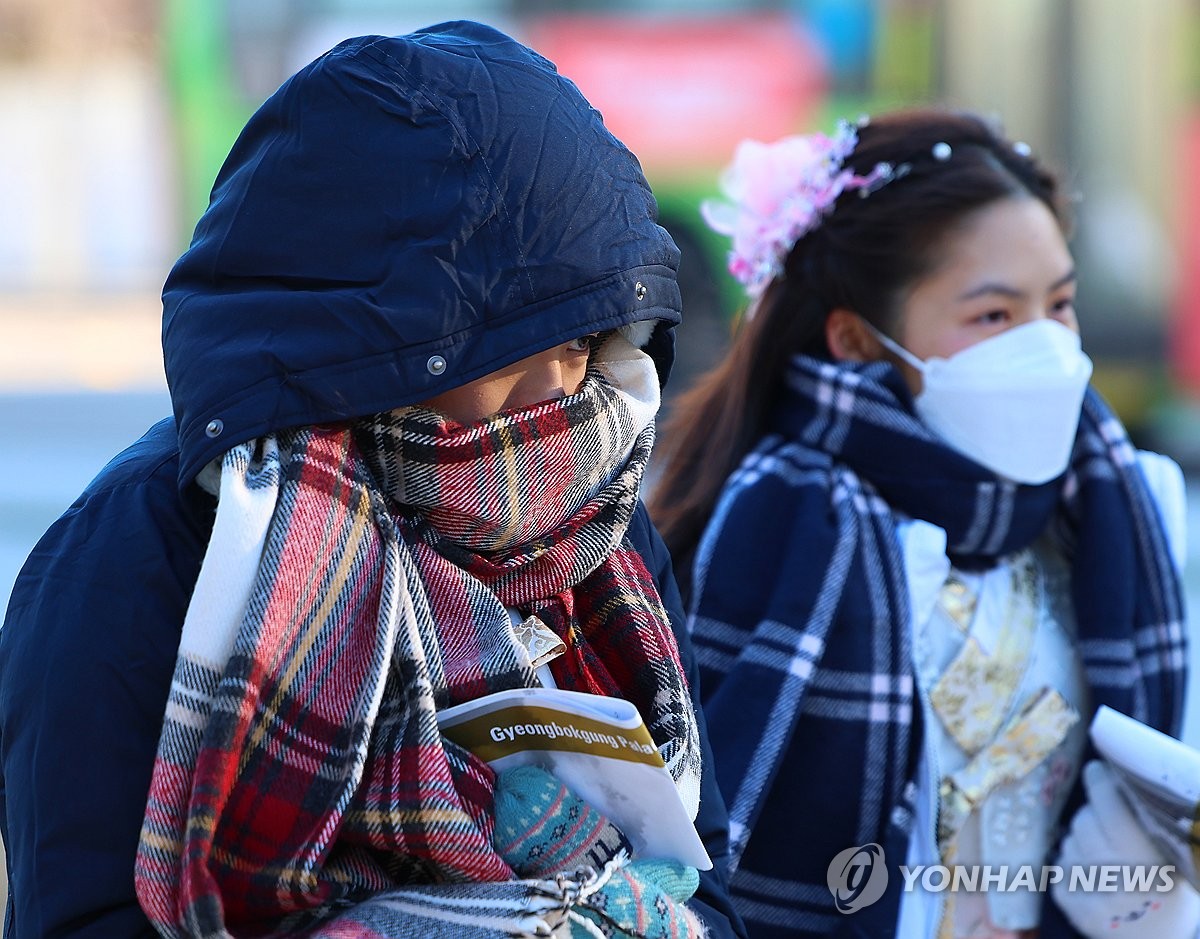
[
  {"x1": 635, "y1": 281, "x2": 647, "y2": 301},
  {"x1": 426, "y1": 355, "x2": 447, "y2": 375},
  {"x1": 205, "y1": 419, "x2": 224, "y2": 438}
]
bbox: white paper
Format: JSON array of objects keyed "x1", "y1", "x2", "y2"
[
  {"x1": 438, "y1": 686, "x2": 712, "y2": 870},
  {"x1": 1090, "y1": 704, "x2": 1200, "y2": 887}
]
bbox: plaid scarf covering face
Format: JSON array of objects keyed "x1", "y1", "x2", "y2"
[
  {"x1": 688, "y1": 356, "x2": 1185, "y2": 937},
  {"x1": 135, "y1": 336, "x2": 702, "y2": 938}
]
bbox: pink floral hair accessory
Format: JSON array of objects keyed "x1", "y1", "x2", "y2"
[{"x1": 701, "y1": 120, "x2": 893, "y2": 300}]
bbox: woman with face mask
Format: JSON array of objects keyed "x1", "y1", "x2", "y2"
[{"x1": 649, "y1": 108, "x2": 1189, "y2": 939}]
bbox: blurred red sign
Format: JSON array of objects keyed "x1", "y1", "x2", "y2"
[{"x1": 524, "y1": 13, "x2": 827, "y2": 173}]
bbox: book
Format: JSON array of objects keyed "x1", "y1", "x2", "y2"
[
  {"x1": 1090, "y1": 704, "x2": 1200, "y2": 887},
  {"x1": 438, "y1": 685, "x2": 712, "y2": 870}
]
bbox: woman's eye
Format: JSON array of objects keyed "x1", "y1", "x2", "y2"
[
  {"x1": 566, "y1": 332, "x2": 606, "y2": 353},
  {"x1": 975, "y1": 309, "x2": 1009, "y2": 326},
  {"x1": 1051, "y1": 297, "x2": 1076, "y2": 316}
]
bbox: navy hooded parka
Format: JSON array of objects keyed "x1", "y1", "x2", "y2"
[{"x1": 0, "y1": 22, "x2": 743, "y2": 939}]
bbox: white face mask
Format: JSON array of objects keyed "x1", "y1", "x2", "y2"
[{"x1": 872, "y1": 319, "x2": 1094, "y2": 484}]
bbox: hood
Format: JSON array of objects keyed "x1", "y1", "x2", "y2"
[{"x1": 162, "y1": 20, "x2": 681, "y2": 488}]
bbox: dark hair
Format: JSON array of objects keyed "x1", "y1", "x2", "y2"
[{"x1": 649, "y1": 107, "x2": 1068, "y2": 576}]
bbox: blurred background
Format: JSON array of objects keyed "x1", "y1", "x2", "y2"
[{"x1": 3, "y1": 0, "x2": 1200, "y2": 904}]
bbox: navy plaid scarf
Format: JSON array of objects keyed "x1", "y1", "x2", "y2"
[{"x1": 687, "y1": 356, "x2": 1186, "y2": 937}]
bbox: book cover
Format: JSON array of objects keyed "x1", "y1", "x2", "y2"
[{"x1": 438, "y1": 686, "x2": 712, "y2": 870}]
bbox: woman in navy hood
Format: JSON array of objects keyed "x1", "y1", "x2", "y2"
[{"x1": 0, "y1": 22, "x2": 743, "y2": 939}]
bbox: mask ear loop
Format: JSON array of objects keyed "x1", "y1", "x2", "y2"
[{"x1": 862, "y1": 320, "x2": 928, "y2": 372}]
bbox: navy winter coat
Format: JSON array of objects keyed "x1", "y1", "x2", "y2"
[{"x1": 0, "y1": 22, "x2": 744, "y2": 939}]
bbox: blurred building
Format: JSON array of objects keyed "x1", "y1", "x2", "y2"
[
  {"x1": 1, "y1": 0, "x2": 1197, "y2": 433},
  {"x1": 0, "y1": 0, "x2": 173, "y2": 292},
  {"x1": 938, "y1": 0, "x2": 1193, "y2": 454}
]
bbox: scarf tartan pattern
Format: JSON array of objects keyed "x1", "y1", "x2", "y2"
[
  {"x1": 688, "y1": 357, "x2": 1186, "y2": 937},
  {"x1": 135, "y1": 343, "x2": 702, "y2": 938}
]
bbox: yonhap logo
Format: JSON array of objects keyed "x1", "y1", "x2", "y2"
[{"x1": 827, "y1": 843, "x2": 889, "y2": 913}]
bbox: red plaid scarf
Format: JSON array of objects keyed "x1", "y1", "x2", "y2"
[{"x1": 135, "y1": 340, "x2": 701, "y2": 937}]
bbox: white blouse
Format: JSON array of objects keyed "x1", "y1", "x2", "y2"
[{"x1": 895, "y1": 452, "x2": 1187, "y2": 939}]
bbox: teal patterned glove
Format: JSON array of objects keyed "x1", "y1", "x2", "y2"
[
  {"x1": 571, "y1": 857, "x2": 704, "y2": 939},
  {"x1": 493, "y1": 764, "x2": 632, "y2": 877},
  {"x1": 491, "y1": 765, "x2": 704, "y2": 939}
]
